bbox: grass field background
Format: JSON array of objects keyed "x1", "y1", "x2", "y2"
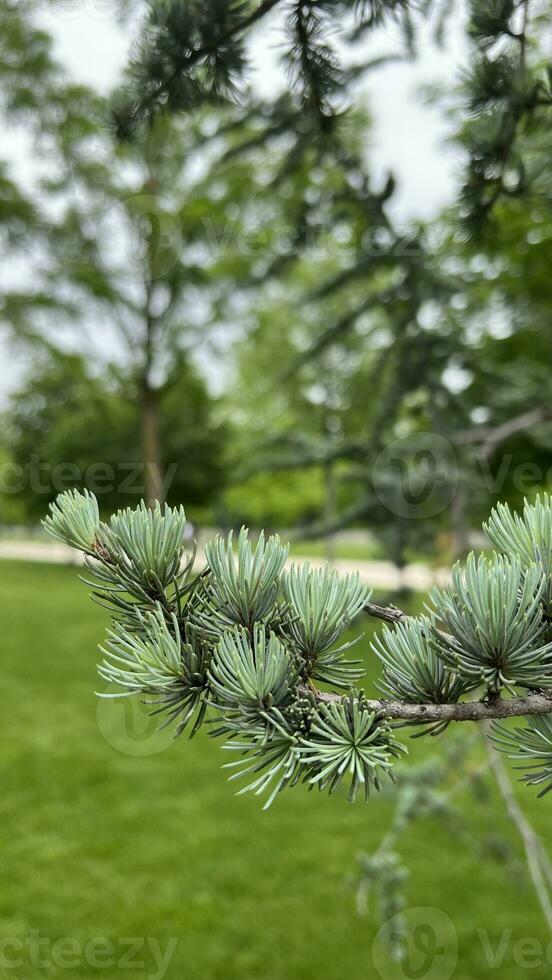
[{"x1": 1, "y1": 560, "x2": 551, "y2": 980}]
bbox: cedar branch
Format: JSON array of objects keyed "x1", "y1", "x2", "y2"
[
  {"x1": 307, "y1": 689, "x2": 552, "y2": 723},
  {"x1": 299, "y1": 598, "x2": 552, "y2": 723}
]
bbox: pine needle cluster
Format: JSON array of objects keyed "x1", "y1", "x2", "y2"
[{"x1": 44, "y1": 491, "x2": 552, "y2": 805}]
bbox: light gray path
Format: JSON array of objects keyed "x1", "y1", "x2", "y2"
[{"x1": 0, "y1": 541, "x2": 451, "y2": 590}]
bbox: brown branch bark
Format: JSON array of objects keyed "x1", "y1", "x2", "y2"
[
  {"x1": 363, "y1": 600, "x2": 407, "y2": 624},
  {"x1": 299, "y1": 599, "x2": 552, "y2": 722},
  {"x1": 308, "y1": 689, "x2": 552, "y2": 722},
  {"x1": 140, "y1": 375, "x2": 164, "y2": 508},
  {"x1": 455, "y1": 406, "x2": 552, "y2": 458},
  {"x1": 141, "y1": 265, "x2": 164, "y2": 507}
]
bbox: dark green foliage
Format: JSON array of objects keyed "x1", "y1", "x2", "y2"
[
  {"x1": 6, "y1": 0, "x2": 552, "y2": 550},
  {"x1": 285, "y1": 2, "x2": 343, "y2": 123},
  {"x1": 468, "y1": 0, "x2": 515, "y2": 44},
  {"x1": 460, "y1": 0, "x2": 552, "y2": 233},
  {"x1": 5, "y1": 351, "x2": 228, "y2": 520},
  {"x1": 114, "y1": 0, "x2": 253, "y2": 135},
  {"x1": 0, "y1": 162, "x2": 38, "y2": 242},
  {"x1": 116, "y1": 0, "x2": 456, "y2": 135},
  {"x1": 0, "y1": 0, "x2": 70, "y2": 347},
  {"x1": 114, "y1": 0, "x2": 552, "y2": 240},
  {"x1": 0, "y1": 0, "x2": 58, "y2": 119}
]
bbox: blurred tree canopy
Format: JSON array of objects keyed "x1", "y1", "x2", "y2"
[
  {"x1": 5, "y1": 351, "x2": 227, "y2": 520},
  {"x1": 114, "y1": 0, "x2": 552, "y2": 234},
  {"x1": 1, "y1": 0, "x2": 281, "y2": 507},
  {"x1": 1, "y1": 0, "x2": 552, "y2": 547}
]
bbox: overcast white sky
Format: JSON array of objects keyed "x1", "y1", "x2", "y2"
[{"x1": 0, "y1": 2, "x2": 469, "y2": 404}]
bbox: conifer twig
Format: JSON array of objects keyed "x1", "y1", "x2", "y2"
[
  {"x1": 481, "y1": 721, "x2": 552, "y2": 933},
  {"x1": 306, "y1": 688, "x2": 552, "y2": 723}
]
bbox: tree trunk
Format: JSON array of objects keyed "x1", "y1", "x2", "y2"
[
  {"x1": 141, "y1": 259, "x2": 164, "y2": 507},
  {"x1": 141, "y1": 376, "x2": 164, "y2": 507},
  {"x1": 324, "y1": 458, "x2": 337, "y2": 565}
]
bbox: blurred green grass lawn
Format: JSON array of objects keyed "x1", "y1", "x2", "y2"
[
  {"x1": 1, "y1": 561, "x2": 552, "y2": 980},
  {"x1": 290, "y1": 539, "x2": 383, "y2": 562}
]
